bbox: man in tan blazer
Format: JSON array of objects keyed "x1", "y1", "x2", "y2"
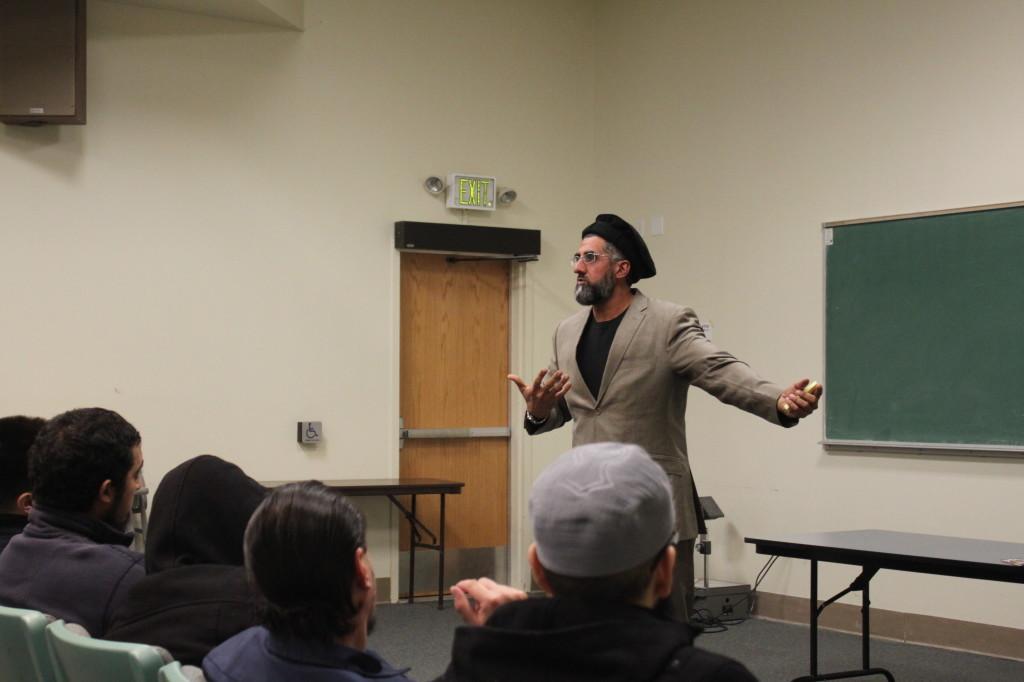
[{"x1": 510, "y1": 213, "x2": 820, "y2": 621}]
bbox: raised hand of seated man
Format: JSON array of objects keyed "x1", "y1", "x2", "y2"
[{"x1": 450, "y1": 577, "x2": 527, "y2": 626}]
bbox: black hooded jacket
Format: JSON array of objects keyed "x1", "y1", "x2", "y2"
[
  {"x1": 435, "y1": 597, "x2": 758, "y2": 682},
  {"x1": 105, "y1": 455, "x2": 267, "y2": 665}
]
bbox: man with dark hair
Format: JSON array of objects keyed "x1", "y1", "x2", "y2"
[
  {"x1": 440, "y1": 442, "x2": 758, "y2": 682},
  {"x1": 0, "y1": 408, "x2": 145, "y2": 635},
  {"x1": 0, "y1": 415, "x2": 46, "y2": 553},
  {"x1": 510, "y1": 213, "x2": 821, "y2": 621},
  {"x1": 203, "y1": 481, "x2": 412, "y2": 682}
]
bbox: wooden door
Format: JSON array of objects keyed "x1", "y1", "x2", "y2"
[{"x1": 399, "y1": 253, "x2": 510, "y2": 595}]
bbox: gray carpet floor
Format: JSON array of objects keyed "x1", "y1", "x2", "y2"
[{"x1": 370, "y1": 602, "x2": 1024, "y2": 681}]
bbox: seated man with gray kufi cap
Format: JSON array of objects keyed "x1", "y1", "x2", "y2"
[{"x1": 436, "y1": 442, "x2": 758, "y2": 682}]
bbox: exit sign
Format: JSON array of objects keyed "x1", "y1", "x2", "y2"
[{"x1": 446, "y1": 173, "x2": 496, "y2": 211}]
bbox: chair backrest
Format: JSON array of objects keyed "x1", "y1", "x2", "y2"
[
  {"x1": 158, "y1": 662, "x2": 207, "y2": 682},
  {"x1": 45, "y1": 620, "x2": 169, "y2": 682},
  {"x1": 0, "y1": 605, "x2": 57, "y2": 682}
]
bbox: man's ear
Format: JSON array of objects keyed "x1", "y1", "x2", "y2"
[
  {"x1": 527, "y1": 544, "x2": 554, "y2": 596},
  {"x1": 15, "y1": 491, "x2": 32, "y2": 516},
  {"x1": 615, "y1": 259, "x2": 632, "y2": 282},
  {"x1": 89, "y1": 479, "x2": 117, "y2": 520},
  {"x1": 354, "y1": 547, "x2": 373, "y2": 590},
  {"x1": 652, "y1": 544, "x2": 676, "y2": 601},
  {"x1": 97, "y1": 479, "x2": 117, "y2": 505}
]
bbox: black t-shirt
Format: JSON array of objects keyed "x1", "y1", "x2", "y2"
[{"x1": 576, "y1": 309, "x2": 627, "y2": 399}]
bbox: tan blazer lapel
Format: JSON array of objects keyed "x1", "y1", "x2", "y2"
[{"x1": 595, "y1": 290, "x2": 649, "y2": 405}]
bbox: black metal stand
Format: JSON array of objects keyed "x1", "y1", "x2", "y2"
[{"x1": 794, "y1": 560, "x2": 895, "y2": 682}]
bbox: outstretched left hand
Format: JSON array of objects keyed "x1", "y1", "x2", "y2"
[{"x1": 777, "y1": 378, "x2": 822, "y2": 420}]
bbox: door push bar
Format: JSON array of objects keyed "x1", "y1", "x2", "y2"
[{"x1": 398, "y1": 423, "x2": 510, "y2": 448}]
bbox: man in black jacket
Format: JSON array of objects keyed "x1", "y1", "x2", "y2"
[
  {"x1": 0, "y1": 415, "x2": 45, "y2": 553},
  {"x1": 106, "y1": 455, "x2": 267, "y2": 664},
  {"x1": 0, "y1": 408, "x2": 145, "y2": 636},
  {"x1": 439, "y1": 442, "x2": 758, "y2": 682}
]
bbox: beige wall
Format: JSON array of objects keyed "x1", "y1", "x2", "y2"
[
  {"x1": 593, "y1": 0, "x2": 1024, "y2": 629},
  {"x1": 3, "y1": 0, "x2": 1021, "y2": 630},
  {"x1": 0, "y1": 0, "x2": 589, "y2": 583}
]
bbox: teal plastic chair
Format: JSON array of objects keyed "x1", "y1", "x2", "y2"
[
  {"x1": 45, "y1": 620, "x2": 170, "y2": 682},
  {"x1": 0, "y1": 605, "x2": 57, "y2": 682},
  {"x1": 158, "y1": 662, "x2": 207, "y2": 682}
]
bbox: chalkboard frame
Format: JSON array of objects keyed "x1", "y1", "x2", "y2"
[{"x1": 822, "y1": 200, "x2": 1024, "y2": 455}]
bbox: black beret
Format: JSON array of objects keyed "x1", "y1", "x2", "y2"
[{"x1": 581, "y1": 214, "x2": 656, "y2": 283}]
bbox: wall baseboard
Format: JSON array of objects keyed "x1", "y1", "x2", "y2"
[{"x1": 753, "y1": 591, "x2": 1024, "y2": 662}]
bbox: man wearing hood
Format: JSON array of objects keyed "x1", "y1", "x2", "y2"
[
  {"x1": 510, "y1": 214, "x2": 820, "y2": 620},
  {"x1": 438, "y1": 443, "x2": 758, "y2": 682},
  {"x1": 0, "y1": 408, "x2": 145, "y2": 636},
  {"x1": 106, "y1": 455, "x2": 267, "y2": 665}
]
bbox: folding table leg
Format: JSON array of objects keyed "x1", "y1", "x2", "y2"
[
  {"x1": 408, "y1": 494, "x2": 417, "y2": 604},
  {"x1": 810, "y1": 559, "x2": 818, "y2": 677},
  {"x1": 438, "y1": 493, "x2": 446, "y2": 609}
]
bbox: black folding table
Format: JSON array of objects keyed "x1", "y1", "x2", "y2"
[{"x1": 745, "y1": 529, "x2": 1024, "y2": 681}]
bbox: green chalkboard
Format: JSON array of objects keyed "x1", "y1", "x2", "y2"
[{"x1": 824, "y1": 202, "x2": 1024, "y2": 452}]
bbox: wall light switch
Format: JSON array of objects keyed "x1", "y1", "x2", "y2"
[{"x1": 298, "y1": 421, "x2": 322, "y2": 444}]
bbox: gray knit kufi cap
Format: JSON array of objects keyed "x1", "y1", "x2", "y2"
[{"x1": 530, "y1": 442, "x2": 675, "y2": 577}]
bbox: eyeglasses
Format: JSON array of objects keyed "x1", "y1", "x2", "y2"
[{"x1": 570, "y1": 251, "x2": 612, "y2": 266}]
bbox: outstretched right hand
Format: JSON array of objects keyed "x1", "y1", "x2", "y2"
[{"x1": 508, "y1": 369, "x2": 571, "y2": 419}]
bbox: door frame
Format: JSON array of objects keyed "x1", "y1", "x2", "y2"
[{"x1": 388, "y1": 250, "x2": 536, "y2": 600}]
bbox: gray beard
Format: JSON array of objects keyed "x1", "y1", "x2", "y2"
[{"x1": 574, "y1": 271, "x2": 615, "y2": 306}]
